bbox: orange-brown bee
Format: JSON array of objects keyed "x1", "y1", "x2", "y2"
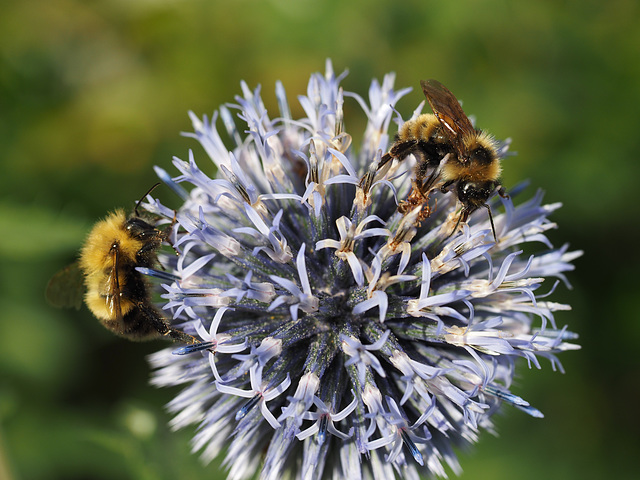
[{"x1": 382, "y1": 79, "x2": 507, "y2": 239}]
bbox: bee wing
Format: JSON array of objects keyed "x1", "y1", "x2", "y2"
[
  {"x1": 421, "y1": 79, "x2": 475, "y2": 157},
  {"x1": 105, "y1": 247, "x2": 124, "y2": 321},
  {"x1": 46, "y1": 262, "x2": 84, "y2": 310}
]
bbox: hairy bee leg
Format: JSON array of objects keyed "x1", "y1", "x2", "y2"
[
  {"x1": 440, "y1": 180, "x2": 455, "y2": 193},
  {"x1": 418, "y1": 163, "x2": 441, "y2": 193},
  {"x1": 389, "y1": 139, "x2": 419, "y2": 159},
  {"x1": 379, "y1": 140, "x2": 419, "y2": 170},
  {"x1": 137, "y1": 302, "x2": 199, "y2": 344},
  {"x1": 158, "y1": 318, "x2": 200, "y2": 345},
  {"x1": 378, "y1": 152, "x2": 394, "y2": 170},
  {"x1": 165, "y1": 328, "x2": 200, "y2": 345},
  {"x1": 497, "y1": 185, "x2": 509, "y2": 199},
  {"x1": 136, "y1": 238, "x2": 165, "y2": 259}
]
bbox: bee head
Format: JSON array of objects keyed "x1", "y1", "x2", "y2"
[
  {"x1": 456, "y1": 179, "x2": 503, "y2": 242},
  {"x1": 457, "y1": 180, "x2": 496, "y2": 210},
  {"x1": 125, "y1": 217, "x2": 159, "y2": 240}
]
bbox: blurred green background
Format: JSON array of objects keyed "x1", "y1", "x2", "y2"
[{"x1": 1, "y1": 0, "x2": 638, "y2": 479}]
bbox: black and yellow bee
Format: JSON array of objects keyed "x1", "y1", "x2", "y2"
[
  {"x1": 382, "y1": 79, "x2": 507, "y2": 239},
  {"x1": 47, "y1": 185, "x2": 198, "y2": 344}
]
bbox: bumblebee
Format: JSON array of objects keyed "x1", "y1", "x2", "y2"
[
  {"x1": 382, "y1": 79, "x2": 507, "y2": 239},
  {"x1": 47, "y1": 185, "x2": 198, "y2": 344}
]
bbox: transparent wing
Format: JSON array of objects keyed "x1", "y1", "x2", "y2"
[{"x1": 46, "y1": 262, "x2": 84, "y2": 310}]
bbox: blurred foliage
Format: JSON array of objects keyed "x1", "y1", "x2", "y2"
[{"x1": 1, "y1": 0, "x2": 638, "y2": 479}]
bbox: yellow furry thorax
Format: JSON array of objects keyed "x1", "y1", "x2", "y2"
[
  {"x1": 440, "y1": 132, "x2": 501, "y2": 183},
  {"x1": 79, "y1": 210, "x2": 143, "y2": 276},
  {"x1": 441, "y1": 158, "x2": 502, "y2": 183}
]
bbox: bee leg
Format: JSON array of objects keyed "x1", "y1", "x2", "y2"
[
  {"x1": 137, "y1": 239, "x2": 164, "y2": 259},
  {"x1": 378, "y1": 152, "x2": 394, "y2": 170},
  {"x1": 138, "y1": 302, "x2": 199, "y2": 344},
  {"x1": 497, "y1": 185, "x2": 509, "y2": 199},
  {"x1": 440, "y1": 180, "x2": 455, "y2": 194},
  {"x1": 418, "y1": 164, "x2": 441, "y2": 193},
  {"x1": 379, "y1": 140, "x2": 419, "y2": 170},
  {"x1": 155, "y1": 318, "x2": 200, "y2": 345},
  {"x1": 165, "y1": 328, "x2": 200, "y2": 345},
  {"x1": 389, "y1": 139, "x2": 419, "y2": 159}
]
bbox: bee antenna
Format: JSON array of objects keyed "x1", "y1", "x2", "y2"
[{"x1": 134, "y1": 182, "x2": 162, "y2": 217}]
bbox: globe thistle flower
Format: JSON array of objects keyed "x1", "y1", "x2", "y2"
[{"x1": 145, "y1": 60, "x2": 580, "y2": 479}]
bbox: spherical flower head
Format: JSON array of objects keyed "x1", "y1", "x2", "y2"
[{"x1": 146, "y1": 60, "x2": 581, "y2": 479}]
